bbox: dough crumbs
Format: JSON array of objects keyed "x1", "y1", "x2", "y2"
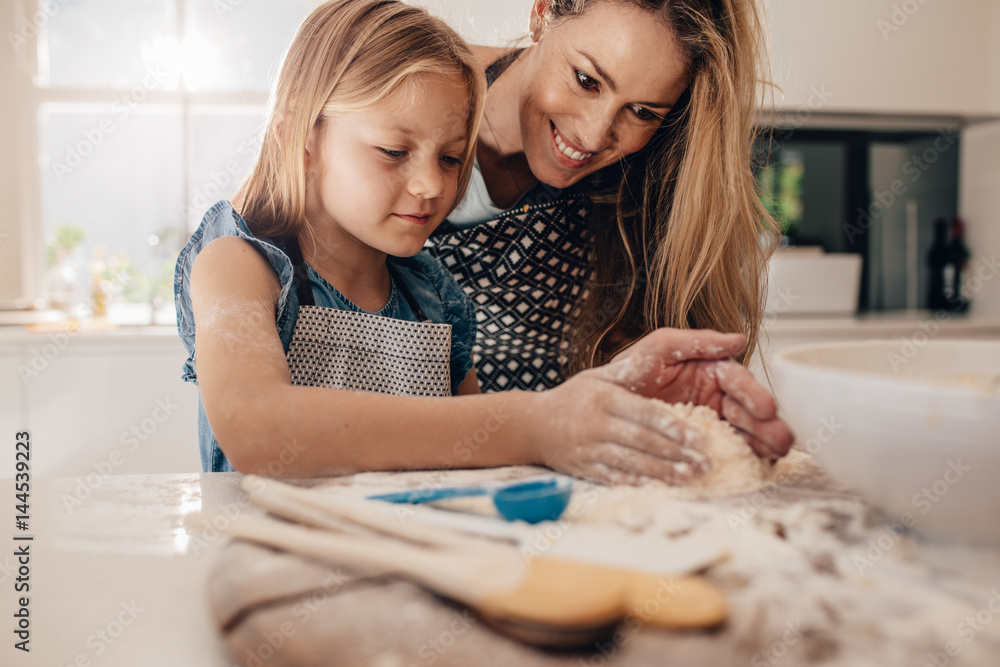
[{"x1": 664, "y1": 402, "x2": 772, "y2": 493}]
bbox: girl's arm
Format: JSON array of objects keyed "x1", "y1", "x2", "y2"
[
  {"x1": 191, "y1": 236, "x2": 535, "y2": 477},
  {"x1": 191, "y1": 236, "x2": 788, "y2": 482}
]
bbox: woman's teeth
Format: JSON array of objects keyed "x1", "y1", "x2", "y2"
[{"x1": 554, "y1": 129, "x2": 592, "y2": 162}]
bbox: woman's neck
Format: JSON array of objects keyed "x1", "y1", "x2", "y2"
[{"x1": 476, "y1": 49, "x2": 538, "y2": 209}]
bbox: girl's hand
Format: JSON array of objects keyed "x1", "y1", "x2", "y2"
[
  {"x1": 530, "y1": 368, "x2": 712, "y2": 486},
  {"x1": 604, "y1": 328, "x2": 794, "y2": 459}
]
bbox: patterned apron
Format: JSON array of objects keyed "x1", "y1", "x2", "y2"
[
  {"x1": 283, "y1": 237, "x2": 453, "y2": 397},
  {"x1": 427, "y1": 193, "x2": 593, "y2": 393}
]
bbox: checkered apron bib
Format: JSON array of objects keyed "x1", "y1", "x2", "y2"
[
  {"x1": 282, "y1": 237, "x2": 452, "y2": 397},
  {"x1": 427, "y1": 194, "x2": 593, "y2": 393}
]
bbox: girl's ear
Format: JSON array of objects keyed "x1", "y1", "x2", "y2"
[
  {"x1": 529, "y1": 0, "x2": 550, "y2": 41},
  {"x1": 303, "y1": 124, "x2": 318, "y2": 174}
]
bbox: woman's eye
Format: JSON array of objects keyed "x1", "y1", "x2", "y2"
[
  {"x1": 377, "y1": 147, "x2": 406, "y2": 159},
  {"x1": 631, "y1": 105, "x2": 659, "y2": 122},
  {"x1": 575, "y1": 69, "x2": 598, "y2": 91}
]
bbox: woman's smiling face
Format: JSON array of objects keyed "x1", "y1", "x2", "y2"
[{"x1": 516, "y1": 1, "x2": 690, "y2": 188}]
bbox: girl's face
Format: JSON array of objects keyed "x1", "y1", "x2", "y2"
[
  {"x1": 305, "y1": 72, "x2": 470, "y2": 259},
  {"x1": 517, "y1": 1, "x2": 690, "y2": 188}
]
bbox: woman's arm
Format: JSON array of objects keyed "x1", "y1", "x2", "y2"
[{"x1": 191, "y1": 236, "x2": 706, "y2": 482}]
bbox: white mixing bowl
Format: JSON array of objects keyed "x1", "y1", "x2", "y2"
[{"x1": 771, "y1": 340, "x2": 1000, "y2": 544}]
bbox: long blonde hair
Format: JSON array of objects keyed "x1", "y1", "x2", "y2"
[
  {"x1": 552, "y1": 0, "x2": 779, "y2": 373},
  {"x1": 235, "y1": 0, "x2": 486, "y2": 240}
]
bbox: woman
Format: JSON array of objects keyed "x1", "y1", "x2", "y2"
[{"x1": 427, "y1": 0, "x2": 785, "y2": 455}]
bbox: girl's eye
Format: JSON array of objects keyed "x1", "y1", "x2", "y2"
[
  {"x1": 631, "y1": 105, "x2": 659, "y2": 122},
  {"x1": 441, "y1": 155, "x2": 463, "y2": 167},
  {"x1": 575, "y1": 69, "x2": 598, "y2": 91},
  {"x1": 377, "y1": 147, "x2": 406, "y2": 159}
]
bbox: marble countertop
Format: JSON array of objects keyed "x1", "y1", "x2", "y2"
[
  {"x1": 3, "y1": 468, "x2": 1000, "y2": 667},
  {"x1": 0, "y1": 472, "x2": 243, "y2": 667}
]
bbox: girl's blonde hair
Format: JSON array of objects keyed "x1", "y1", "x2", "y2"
[
  {"x1": 235, "y1": 0, "x2": 486, "y2": 240},
  {"x1": 553, "y1": 0, "x2": 779, "y2": 373}
]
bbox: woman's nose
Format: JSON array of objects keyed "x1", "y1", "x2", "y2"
[
  {"x1": 407, "y1": 158, "x2": 445, "y2": 200},
  {"x1": 577, "y1": 105, "x2": 617, "y2": 153}
]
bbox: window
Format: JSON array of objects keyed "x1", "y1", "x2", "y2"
[{"x1": 16, "y1": 0, "x2": 311, "y2": 322}]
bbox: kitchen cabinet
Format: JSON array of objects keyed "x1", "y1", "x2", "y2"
[
  {"x1": 763, "y1": 0, "x2": 1000, "y2": 118},
  {"x1": 0, "y1": 327, "x2": 200, "y2": 478}
]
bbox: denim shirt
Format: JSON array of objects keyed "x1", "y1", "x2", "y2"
[{"x1": 174, "y1": 200, "x2": 477, "y2": 472}]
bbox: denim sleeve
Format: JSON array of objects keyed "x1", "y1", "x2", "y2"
[
  {"x1": 405, "y1": 251, "x2": 478, "y2": 394},
  {"x1": 173, "y1": 200, "x2": 299, "y2": 384}
]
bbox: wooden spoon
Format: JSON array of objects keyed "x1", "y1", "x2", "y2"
[
  {"x1": 225, "y1": 514, "x2": 629, "y2": 647},
  {"x1": 236, "y1": 477, "x2": 728, "y2": 638}
]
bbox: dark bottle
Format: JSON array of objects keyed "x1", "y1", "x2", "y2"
[
  {"x1": 946, "y1": 216, "x2": 970, "y2": 312},
  {"x1": 926, "y1": 218, "x2": 951, "y2": 311}
]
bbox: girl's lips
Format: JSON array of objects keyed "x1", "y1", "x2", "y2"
[
  {"x1": 550, "y1": 122, "x2": 593, "y2": 169},
  {"x1": 394, "y1": 214, "x2": 431, "y2": 226}
]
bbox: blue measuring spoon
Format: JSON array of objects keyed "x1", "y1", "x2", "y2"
[{"x1": 367, "y1": 478, "x2": 573, "y2": 524}]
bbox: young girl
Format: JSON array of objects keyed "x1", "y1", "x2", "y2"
[
  {"x1": 175, "y1": 0, "x2": 793, "y2": 481},
  {"x1": 175, "y1": 0, "x2": 485, "y2": 472}
]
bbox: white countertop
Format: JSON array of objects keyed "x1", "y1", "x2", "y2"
[
  {"x1": 4, "y1": 469, "x2": 1000, "y2": 667},
  {"x1": 1, "y1": 473, "x2": 242, "y2": 667}
]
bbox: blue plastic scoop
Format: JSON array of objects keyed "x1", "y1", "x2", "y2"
[{"x1": 367, "y1": 478, "x2": 573, "y2": 524}]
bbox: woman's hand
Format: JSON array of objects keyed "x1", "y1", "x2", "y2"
[{"x1": 604, "y1": 328, "x2": 794, "y2": 459}]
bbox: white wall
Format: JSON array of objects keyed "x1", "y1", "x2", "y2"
[
  {"x1": 959, "y1": 119, "x2": 1000, "y2": 317},
  {"x1": 415, "y1": 0, "x2": 529, "y2": 46}
]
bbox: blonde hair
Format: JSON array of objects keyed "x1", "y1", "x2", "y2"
[
  {"x1": 234, "y1": 0, "x2": 486, "y2": 240},
  {"x1": 551, "y1": 0, "x2": 779, "y2": 373}
]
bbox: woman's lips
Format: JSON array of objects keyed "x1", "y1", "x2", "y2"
[{"x1": 550, "y1": 122, "x2": 593, "y2": 168}]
